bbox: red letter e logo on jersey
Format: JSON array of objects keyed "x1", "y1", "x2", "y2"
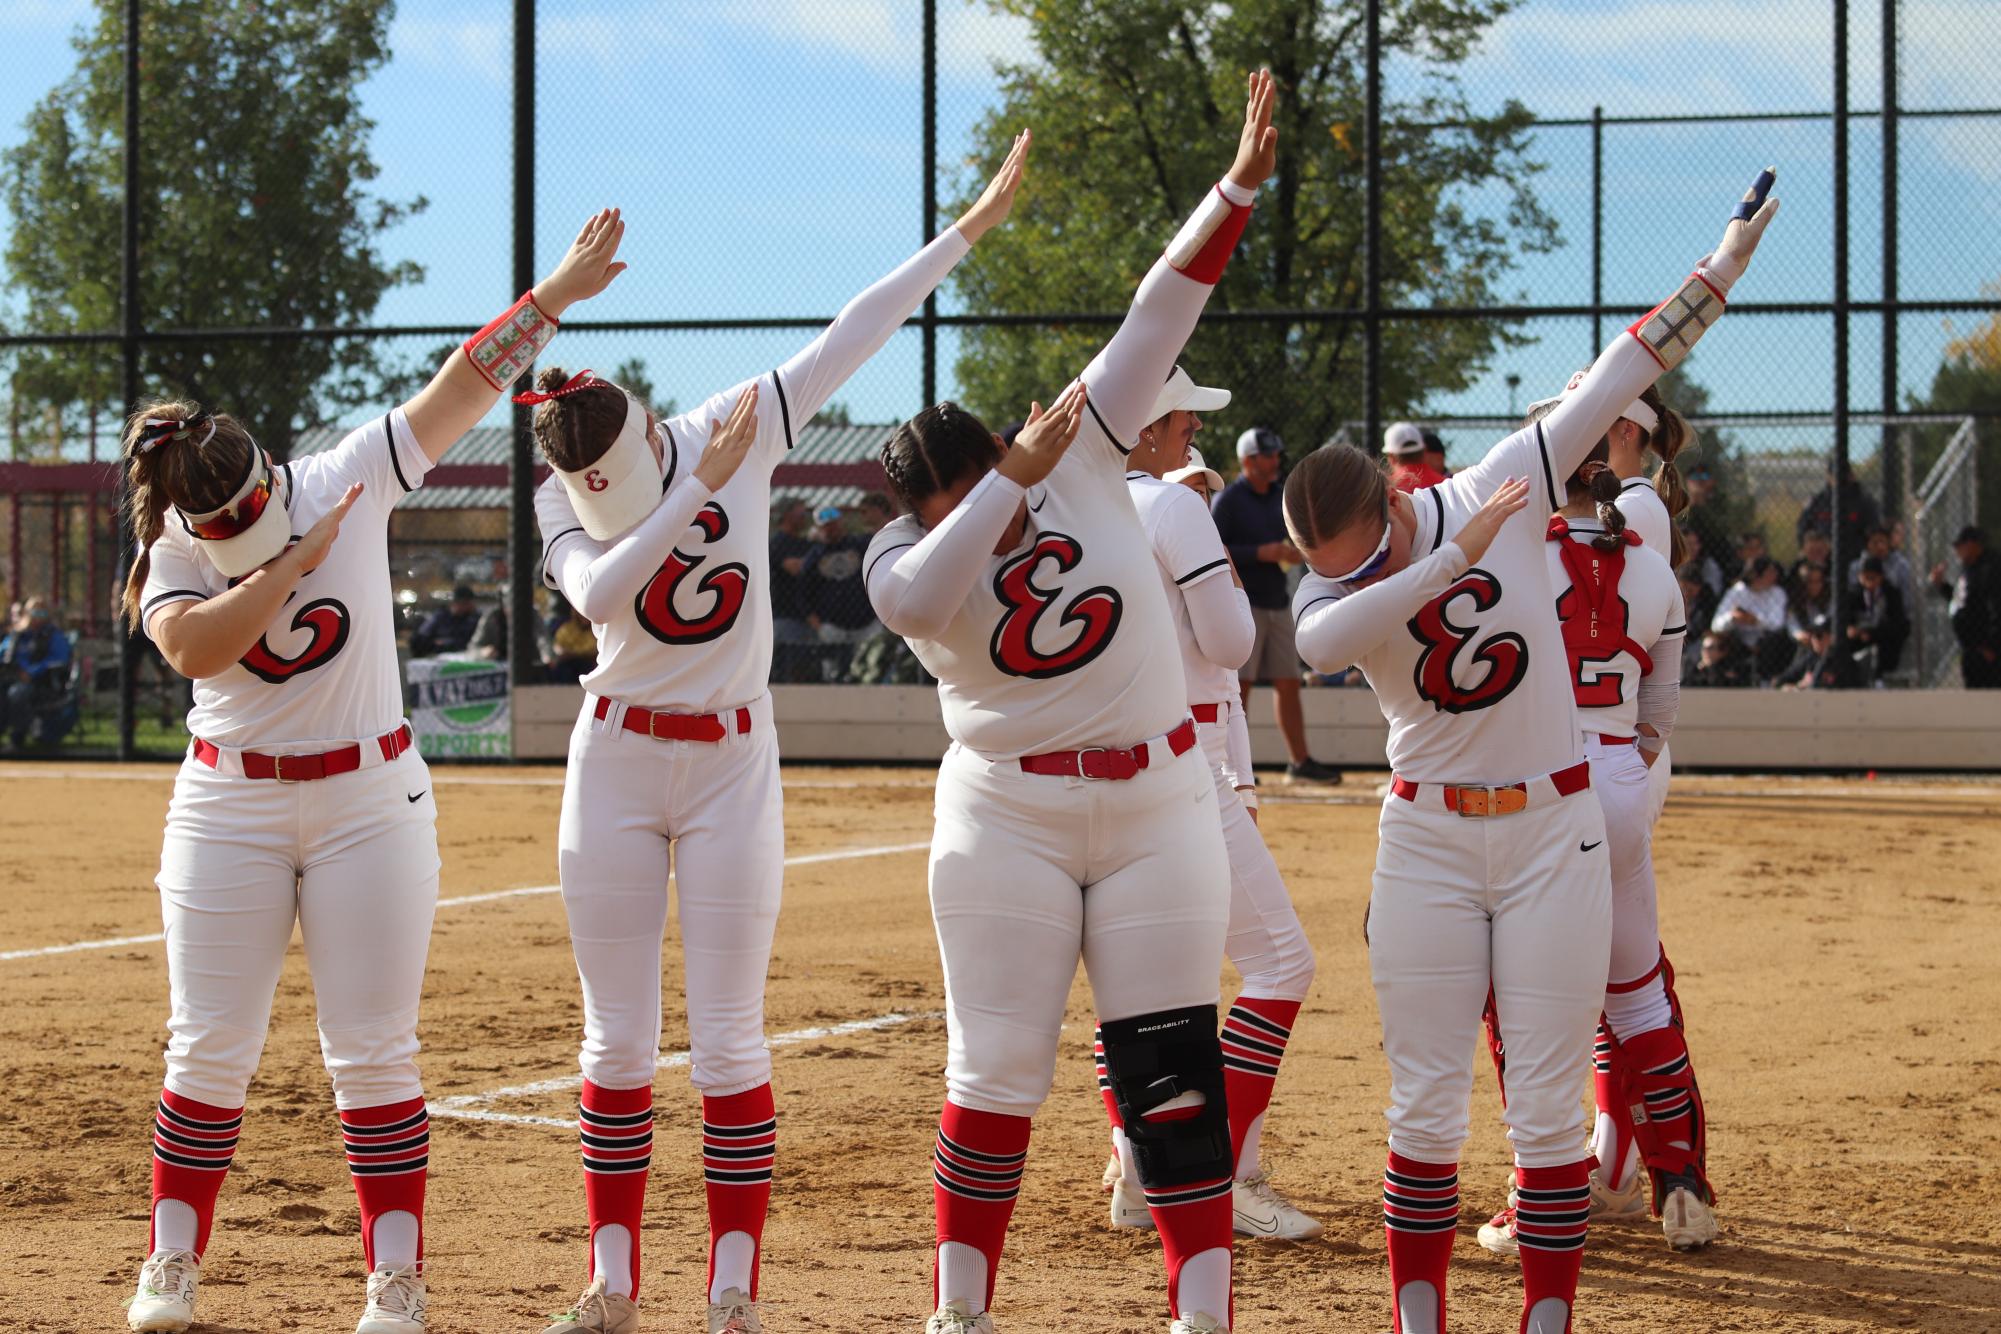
[
  {"x1": 988, "y1": 533, "x2": 1123, "y2": 679},
  {"x1": 239, "y1": 598, "x2": 352, "y2": 684},
  {"x1": 1407, "y1": 571, "x2": 1527, "y2": 713},
  {"x1": 635, "y1": 502, "x2": 749, "y2": 645}
]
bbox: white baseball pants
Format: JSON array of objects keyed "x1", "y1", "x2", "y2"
[
  {"x1": 1199, "y1": 703, "x2": 1314, "y2": 1002},
  {"x1": 1368, "y1": 781, "x2": 1611, "y2": 1167},
  {"x1": 156, "y1": 750, "x2": 440, "y2": 1110},
  {"x1": 928, "y1": 741, "x2": 1231, "y2": 1116},
  {"x1": 558, "y1": 695, "x2": 784, "y2": 1094}
]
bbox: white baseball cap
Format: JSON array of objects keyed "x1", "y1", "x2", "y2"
[
  {"x1": 1163, "y1": 445, "x2": 1226, "y2": 494},
  {"x1": 1382, "y1": 420, "x2": 1425, "y2": 455},
  {"x1": 1236, "y1": 426, "x2": 1283, "y2": 459},
  {"x1": 1150, "y1": 364, "x2": 1231, "y2": 422}
]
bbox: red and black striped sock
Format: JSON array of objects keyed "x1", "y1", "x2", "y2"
[
  {"x1": 1091, "y1": 1024, "x2": 1123, "y2": 1131},
  {"x1": 579, "y1": 1081, "x2": 653, "y2": 1296},
  {"x1": 1220, "y1": 996, "x2": 1301, "y2": 1177},
  {"x1": 702, "y1": 1084, "x2": 776, "y2": 1300},
  {"x1": 339, "y1": 1097, "x2": 429, "y2": 1271},
  {"x1": 1591, "y1": 1022, "x2": 1640, "y2": 1189},
  {"x1": 1136, "y1": 1104, "x2": 1233, "y2": 1319},
  {"x1": 931, "y1": 1101, "x2": 1029, "y2": 1312},
  {"x1": 150, "y1": 1090, "x2": 241, "y2": 1258},
  {"x1": 1382, "y1": 1151, "x2": 1457, "y2": 1334},
  {"x1": 1513, "y1": 1160, "x2": 1591, "y2": 1334}
]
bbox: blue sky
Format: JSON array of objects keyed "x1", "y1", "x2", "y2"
[{"x1": 0, "y1": 0, "x2": 1994, "y2": 455}]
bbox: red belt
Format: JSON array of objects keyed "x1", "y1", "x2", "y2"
[
  {"x1": 194, "y1": 724, "x2": 413, "y2": 782},
  {"x1": 599, "y1": 696, "x2": 752, "y2": 744},
  {"x1": 1592, "y1": 733, "x2": 1635, "y2": 746},
  {"x1": 1391, "y1": 759, "x2": 1591, "y2": 818},
  {"x1": 1191, "y1": 702, "x2": 1226, "y2": 724},
  {"x1": 1019, "y1": 719, "x2": 1197, "y2": 781}
]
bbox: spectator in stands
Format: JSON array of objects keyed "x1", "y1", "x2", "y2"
[
  {"x1": 1687, "y1": 631, "x2": 1751, "y2": 688},
  {"x1": 1732, "y1": 530, "x2": 1768, "y2": 587},
  {"x1": 1796, "y1": 460, "x2": 1881, "y2": 573},
  {"x1": 1849, "y1": 524, "x2": 1915, "y2": 611},
  {"x1": 1382, "y1": 420, "x2": 1445, "y2": 493},
  {"x1": 804, "y1": 504, "x2": 875, "y2": 679},
  {"x1": 770, "y1": 495, "x2": 818, "y2": 683},
  {"x1": 1677, "y1": 561, "x2": 1717, "y2": 672},
  {"x1": 1681, "y1": 464, "x2": 1731, "y2": 561},
  {"x1": 1212, "y1": 426, "x2": 1340, "y2": 784},
  {"x1": 1787, "y1": 561, "x2": 1831, "y2": 640},
  {"x1": 412, "y1": 584, "x2": 482, "y2": 657},
  {"x1": 857, "y1": 491, "x2": 894, "y2": 534},
  {"x1": 1679, "y1": 522, "x2": 1724, "y2": 595},
  {"x1": 545, "y1": 599, "x2": 598, "y2": 684},
  {"x1": 469, "y1": 599, "x2": 508, "y2": 662},
  {"x1": 1421, "y1": 429, "x2": 1449, "y2": 480},
  {"x1": 1, "y1": 598, "x2": 74, "y2": 748},
  {"x1": 1792, "y1": 528, "x2": 1831, "y2": 587},
  {"x1": 1842, "y1": 554, "x2": 1909, "y2": 681},
  {"x1": 1931, "y1": 525, "x2": 2001, "y2": 689},
  {"x1": 1712, "y1": 555, "x2": 1793, "y2": 681},
  {"x1": 1776, "y1": 614, "x2": 1860, "y2": 690}
]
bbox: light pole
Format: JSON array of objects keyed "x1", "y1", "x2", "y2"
[{"x1": 1505, "y1": 373, "x2": 1521, "y2": 418}]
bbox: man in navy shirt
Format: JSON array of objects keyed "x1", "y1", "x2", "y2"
[{"x1": 1211, "y1": 428, "x2": 1340, "y2": 783}]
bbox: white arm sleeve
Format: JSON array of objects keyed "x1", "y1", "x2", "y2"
[
  {"x1": 866, "y1": 471, "x2": 1025, "y2": 640},
  {"x1": 1225, "y1": 705, "x2": 1257, "y2": 801},
  {"x1": 1636, "y1": 639, "x2": 1683, "y2": 752},
  {"x1": 1293, "y1": 541, "x2": 1472, "y2": 674},
  {"x1": 1182, "y1": 570, "x2": 1256, "y2": 671},
  {"x1": 550, "y1": 478, "x2": 715, "y2": 624}
]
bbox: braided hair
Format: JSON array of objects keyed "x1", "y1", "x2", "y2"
[
  {"x1": 119, "y1": 401, "x2": 258, "y2": 630},
  {"x1": 881, "y1": 401, "x2": 1003, "y2": 515}
]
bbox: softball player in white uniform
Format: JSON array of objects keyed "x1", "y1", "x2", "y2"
[
  {"x1": 1285, "y1": 172, "x2": 1777, "y2": 1334},
  {"x1": 1096, "y1": 415, "x2": 1319, "y2": 1242},
  {"x1": 865, "y1": 73, "x2": 1281, "y2": 1334},
  {"x1": 524, "y1": 139, "x2": 1032, "y2": 1334},
  {"x1": 121, "y1": 211, "x2": 629, "y2": 1334}
]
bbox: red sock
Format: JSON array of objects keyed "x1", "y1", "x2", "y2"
[
  {"x1": 339, "y1": 1097, "x2": 429, "y2": 1271},
  {"x1": 579, "y1": 1081, "x2": 653, "y2": 1296},
  {"x1": 932, "y1": 1101, "x2": 1030, "y2": 1311},
  {"x1": 1092, "y1": 1025, "x2": 1123, "y2": 1130},
  {"x1": 702, "y1": 1084, "x2": 776, "y2": 1299},
  {"x1": 1591, "y1": 1021, "x2": 1638, "y2": 1188},
  {"x1": 1382, "y1": 1151, "x2": 1457, "y2": 1334},
  {"x1": 150, "y1": 1090, "x2": 240, "y2": 1257},
  {"x1": 1136, "y1": 1104, "x2": 1233, "y2": 1319},
  {"x1": 1513, "y1": 1161, "x2": 1590, "y2": 1334},
  {"x1": 1481, "y1": 987, "x2": 1509, "y2": 1104},
  {"x1": 1221, "y1": 996, "x2": 1300, "y2": 1176}
]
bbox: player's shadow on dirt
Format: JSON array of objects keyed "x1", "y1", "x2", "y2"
[
  {"x1": 1746, "y1": 1215, "x2": 2001, "y2": 1265},
  {"x1": 1580, "y1": 1219, "x2": 2001, "y2": 1325}
]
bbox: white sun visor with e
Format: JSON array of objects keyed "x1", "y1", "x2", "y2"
[
  {"x1": 136, "y1": 414, "x2": 290, "y2": 578},
  {"x1": 1526, "y1": 368, "x2": 1659, "y2": 435},
  {"x1": 515, "y1": 371, "x2": 665, "y2": 541},
  {"x1": 1150, "y1": 364, "x2": 1232, "y2": 421}
]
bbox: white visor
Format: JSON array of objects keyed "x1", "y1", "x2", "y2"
[
  {"x1": 180, "y1": 450, "x2": 290, "y2": 578},
  {"x1": 1163, "y1": 444, "x2": 1226, "y2": 494},
  {"x1": 553, "y1": 391, "x2": 665, "y2": 540},
  {"x1": 1531, "y1": 369, "x2": 1659, "y2": 434},
  {"x1": 1151, "y1": 364, "x2": 1231, "y2": 421}
]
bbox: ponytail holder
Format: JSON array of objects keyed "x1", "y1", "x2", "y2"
[
  {"x1": 512, "y1": 369, "x2": 603, "y2": 406},
  {"x1": 1546, "y1": 516, "x2": 1570, "y2": 541},
  {"x1": 134, "y1": 413, "x2": 217, "y2": 456}
]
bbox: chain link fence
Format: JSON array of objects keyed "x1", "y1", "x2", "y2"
[{"x1": 0, "y1": 1, "x2": 1992, "y2": 757}]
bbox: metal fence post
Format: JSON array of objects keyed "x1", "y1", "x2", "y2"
[
  {"x1": 508, "y1": 0, "x2": 538, "y2": 692},
  {"x1": 1591, "y1": 105, "x2": 1604, "y2": 358},
  {"x1": 116, "y1": 0, "x2": 141, "y2": 760},
  {"x1": 1881, "y1": 0, "x2": 1900, "y2": 518},
  {"x1": 1361, "y1": 0, "x2": 1382, "y2": 454},
  {"x1": 1830, "y1": 0, "x2": 1850, "y2": 656},
  {"x1": 921, "y1": 0, "x2": 938, "y2": 409}
]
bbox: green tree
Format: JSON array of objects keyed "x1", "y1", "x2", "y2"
[
  {"x1": 948, "y1": 0, "x2": 1556, "y2": 461},
  {"x1": 2, "y1": 0, "x2": 424, "y2": 460},
  {"x1": 1908, "y1": 297, "x2": 2000, "y2": 529}
]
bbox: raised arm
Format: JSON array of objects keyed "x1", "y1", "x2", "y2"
[
  {"x1": 1075, "y1": 71, "x2": 1278, "y2": 457},
  {"x1": 401, "y1": 208, "x2": 631, "y2": 464}
]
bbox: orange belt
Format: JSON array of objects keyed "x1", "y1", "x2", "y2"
[
  {"x1": 1390, "y1": 759, "x2": 1592, "y2": 818},
  {"x1": 1019, "y1": 719, "x2": 1197, "y2": 781},
  {"x1": 598, "y1": 696, "x2": 752, "y2": 743},
  {"x1": 193, "y1": 724, "x2": 413, "y2": 782}
]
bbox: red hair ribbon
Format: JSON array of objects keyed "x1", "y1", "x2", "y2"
[
  {"x1": 134, "y1": 413, "x2": 216, "y2": 455},
  {"x1": 511, "y1": 369, "x2": 603, "y2": 405}
]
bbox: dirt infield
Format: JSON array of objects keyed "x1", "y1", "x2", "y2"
[{"x1": 2, "y1": 761, "x2": 1997, "y2": 1333}]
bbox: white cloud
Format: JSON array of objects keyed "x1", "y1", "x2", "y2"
[
  {"x1": 392, "y1": 15, "x2": 509, "y2": 86},
  {"x1": 0, "y1": 0, "x2": 90, "y2": 31},
  {"x1": 718, "y1": 0, "x2": 1035, "y2": 84}
]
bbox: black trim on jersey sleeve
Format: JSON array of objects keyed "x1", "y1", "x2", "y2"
[
  {"x1": 1620, "y1": 476, "x2": 1652, "y2": 492},
  {"x1": 1660, "y1": 622, "x2": 1688, "y2": 638},
  {"x1": 1175, "y1": 558, "x2": 1229, "y2": 586},
  {"x1": 1294, "y1": 593, "x2": 1340, "y2": 625},
  {"x1": 1534, "y1": 421, "x2": 1558, "y2": 513},
  {"x1": 1125, "y1": 471, "x2": 1149, "y2": 481},
  {"x1": 384, "y1": 412, "x2": 415, "y2": 493},
  {"x1": 864, "y1": 542, "x2": 917, "y2": 584},
  {"x1": 1085, "y1": 397, "x2": 1133, "y2": 456},
  {"x1": 539, "y1": 524, "x2": 587, "y2": 591},
  {"x1": 282, "y1": 461, "x2": 297, "y2": 498},
  {"x1": 661, "y1": 421, "x2": 680, "y2": 493},
  {"x1": 770, "y1": 369, "x2": 795, "y2": 450},
  {"x1": 142, "y1": 589, "x2": 207, "y2": 615},
  {"x1": 1427, "y1": 487, "x2": 1446, "y2": 554}
]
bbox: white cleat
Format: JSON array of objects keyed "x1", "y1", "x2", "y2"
[
  {"x1": 1661, "y1": 1182, "x2": 1719, "y2": 1251},
  {"x1": 1170, "y1": 1313, "x2": 1229, "y2": 1334},
  {"x1": 356, "y1": 1264, "x2": 427, "y2": 1333},
  {"x1": 1107, "y1": 1160, "x2": 1154, "y2": 1230},
  {"x1": 708, "y1": 1286, "x2": 764, "y2": 1333},
  {"x1": 127, "y1": 1249, "x2": 199, "y2": 1333},
  {"x1": 1231, "y1": 1173, "x2": 1323, "y2": 1240},
  {"x1": 1102, "y1": 1152, "x2": 1122, "y2": 1193},
  {"x1": 541, "y1": 1276, "x2": 638, "y2": 1334},
  {"x1": 1589, "y1": 1164, "x2": 1649, "y2": 1221},
  {"x1": 925, "y1": 1298, "x2": 997, "y2": 1333},
  {"x1": 1475, "y1": 1205, "x2": 1519, "y2": 1258}
]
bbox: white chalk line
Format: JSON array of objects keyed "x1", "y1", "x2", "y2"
[
  {"x1": 426, "y1": 1010, "x2": 941, "y2": 1129},
  {"x1": 0, "y1": 838, "x2": 930, "y2": 963}
]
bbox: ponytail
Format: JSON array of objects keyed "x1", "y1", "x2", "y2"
[
  {"x1": 118, "y1": 398, "x2": 258, "y2": 631},
  {"x1": 1635, "y1": 383, "x2": 1694, "y2": 565},
  {"x1": 1587, "y1": 466, "x2": 1628, "y2": 553}
]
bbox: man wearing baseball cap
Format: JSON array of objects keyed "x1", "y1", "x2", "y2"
[
  {"x1": 1382, "y1": 419, "x2": 1446, "y2": 493},
  {"x1": 1211, "y1": 425, "x2": 1341, "y2": 784},
  {"x1": 1931, "y1": 524, "x2": 2001, "y2": 688}
]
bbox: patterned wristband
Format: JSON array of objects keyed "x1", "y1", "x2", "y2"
[
  {"x1": 463, "y1": 292, "x2": 557, "y2": 391},
  {"x1": 1629, "y1": 271, "x2": 1725, "y2": 372}
]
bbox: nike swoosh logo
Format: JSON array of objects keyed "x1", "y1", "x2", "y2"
[
  {"x1": 1234, "y1": 1210, "x2": 1281, "y2": 1235},
  {"x1": 1028, "y1": 488, "x2": 1047, "y2": 513},
  {"x1": 408, "y1": 791, "x2": 427, "y2": 803},
  {"x1": 1580, "y1": 840, "x2": 1602, "y2": 852}
]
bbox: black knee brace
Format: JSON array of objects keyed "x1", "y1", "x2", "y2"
[{"x1": 1097, "y1": 1004, "x2": 1231, "y2": 1188}]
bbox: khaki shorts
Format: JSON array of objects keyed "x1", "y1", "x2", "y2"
[{"x1": 1240, "y1": 605, "x2": 1300, "y2": 684}]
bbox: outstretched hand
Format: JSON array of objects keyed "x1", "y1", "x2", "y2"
[
  {"x1": 1709, "y1": 167, "x2": 1780, "y2": 289},
  {"x1": 534, "y1": 208, "x2": 630, "y2": 318},
  {"x1": 692, "y1": 384, "x2": 760, "y2": 493},
  {"x1": 956, "y1": 130, "x2": 1032, "y2": 244},
  {"x1": 283, "y1": 484, "x2": 363, "y2": 577},
  {"x1": 1227, "y1": 69, "x2": 1279, "y2": 192},
  {"x1": 1452, "y1": 476, "x2": 1532, "y2": 567},
  {"x1": 996, "y1": 380, "x2": 1088, "y2": 489}
]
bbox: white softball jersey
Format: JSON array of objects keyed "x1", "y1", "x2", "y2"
[
  {"x1": 1544, "y1": 521, "x2": 1686, "y2": 741},
  {"x1": 1613, "y1": 477, "x2": 1673, "y2": 561},
  {"x1": 141, "y1": 409, "x2": 432, "y2": 750},
  {"x1": 538, "y1": 227, "x2": 972, "y2": 714},
  {"x1": 1126, "y1": 470, "x2": 1254, "y2": 710}
]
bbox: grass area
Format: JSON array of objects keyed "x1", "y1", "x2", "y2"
[{"x1": 21, "y1": 707, "x2": 190, "y2": 759}]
